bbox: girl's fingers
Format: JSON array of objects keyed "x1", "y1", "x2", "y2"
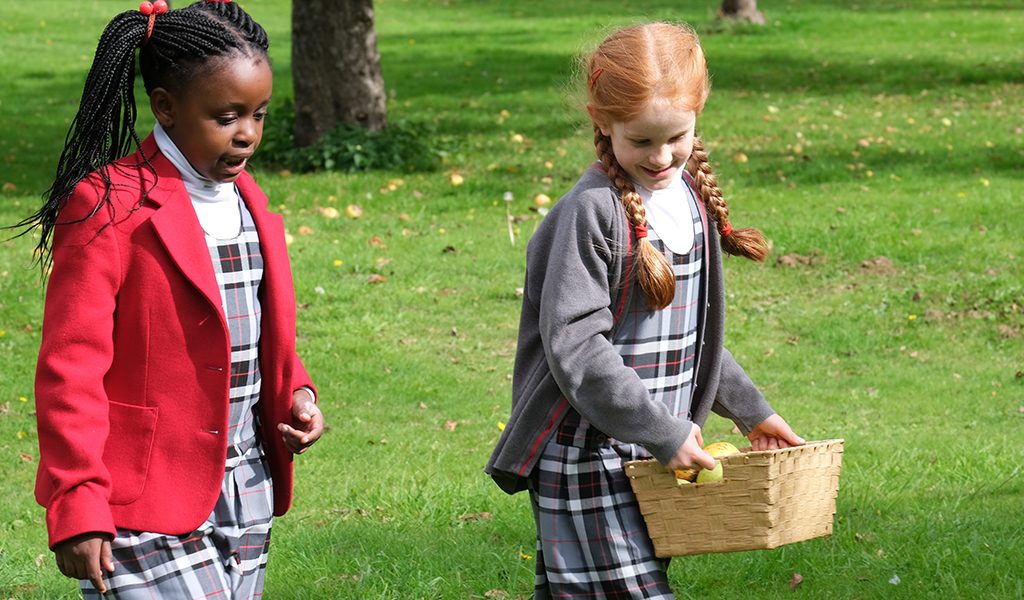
[
  {"x1": 101, "y1": 540, "x2": 115, "y2": 573},
  {"x1": 695, "y1": 448, "x2": 716, "y2": 471}
]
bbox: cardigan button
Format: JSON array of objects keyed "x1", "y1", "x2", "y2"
[{"x1": 205, "y1": 365, "x2": 225, "y2": 372}]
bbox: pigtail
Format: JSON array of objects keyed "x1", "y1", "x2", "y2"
[
  {"x1": 595, "y1": 127, "x2": 676, "y2": 309},
  {"x1": 14, "y1": 10, "x2": 151, "y2": 269},
  {"x1": 686, "y1": 136, "x2": 768, "y2": 262}
]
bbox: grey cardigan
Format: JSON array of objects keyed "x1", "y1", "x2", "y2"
[{"x1": 485, "y1": 166, "x2": 775, "y2": 494}]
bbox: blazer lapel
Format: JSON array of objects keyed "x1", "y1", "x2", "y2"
[{"x1": 139, "y1": 135, "x2": 224, "y2": 314}]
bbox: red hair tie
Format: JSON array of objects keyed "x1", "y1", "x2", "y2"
[
  {"x1": 720, "y1": 223, "x2": 733, "y2": 237},
  {"x1": 634, "y1": 224, "x2": 648, "y2": 240},
  {"x1": 139, "y1": 1, "x2": 167, "y2": 41},
  {"x1": 588, "y1": 68, "x2": 604, "y2": 90}
]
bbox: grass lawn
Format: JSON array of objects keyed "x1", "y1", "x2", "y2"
[{"x1": 1, "y1": 0, "x2": 1022, "y2": 598}]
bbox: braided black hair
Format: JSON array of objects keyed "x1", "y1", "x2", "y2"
[{"x1": 14, "y1": 0, "x2": 269, "y2": 269}]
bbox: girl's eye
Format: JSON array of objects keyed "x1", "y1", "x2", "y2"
[
  {"x1": 216, "y1": 116, "x2": 238, "y2": 126},
  {"x1": 255, "y1": 111, "x2": 268, "y2": 121}
]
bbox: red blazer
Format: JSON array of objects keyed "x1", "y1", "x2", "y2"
[{"x1": 34, "y1": 135, "x2": 314, "y2": 549}]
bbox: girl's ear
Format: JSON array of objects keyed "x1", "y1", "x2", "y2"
[
  {"x1": 587, "y1": 104, "x2": 611, "y2": 137},
  {"x1": 150, "y1": 88, "x2": 176, "y2": 128}
]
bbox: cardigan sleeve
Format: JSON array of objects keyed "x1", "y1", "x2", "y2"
[
  {"x1": 531, "y1": 190, "x2": 692, "y2": 464},
  {"x1": 710, "y1": 348, "x2": 775, "y2": 435},
  {"x1": 34, "y1": 180, "x2": 122, "y2": 548}
]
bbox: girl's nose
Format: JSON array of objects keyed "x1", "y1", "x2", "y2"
[
  {"x1": 234, "y1": 119, "x2": 259, "y2": 146},
  {"x1": 650, "y1": 144, "x2": 672, "y2": 167}
]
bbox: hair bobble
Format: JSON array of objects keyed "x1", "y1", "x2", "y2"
[
  {"x1": 588, "y1": 68, "x2": 604, "y2": 90},
  {"x1": 634, "y1": 224, "x2": 648, "y2": 240},
  {"x1": 720, "y1": 223, "x2": 733, "y2": 237},
  {"x1": 139, "y1": 0, "x2": 167, "y2": 41}
]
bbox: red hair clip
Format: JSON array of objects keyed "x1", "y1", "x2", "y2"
[
  {"x1": 140, "y1": 0, "x2": 167, "y2": 41},
  {"x1": 588, "y1": 68, "x2": 604, "y2": 90}
]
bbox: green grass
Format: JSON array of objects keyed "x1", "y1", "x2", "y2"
[{"x1": 2, "y1": 0, "x2": 1023, "y2": 598}]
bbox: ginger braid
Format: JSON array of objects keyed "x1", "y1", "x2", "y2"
[
  {"x1": 14, "y1": 1, "x2": 269, "y2": 270},
  {"x1": 595, "y1": 127, "x2": 676, "y2": 309},
  {"x1": 685, "y1": 136, "x2": 768, "y2": 262}
]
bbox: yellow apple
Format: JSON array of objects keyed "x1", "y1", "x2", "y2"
[{"x1": 703, "y1": 441, "x2": 740, "y2": 458}]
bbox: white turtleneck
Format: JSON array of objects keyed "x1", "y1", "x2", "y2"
[
  {"x1": 153, "y1": 123, "x2": 242, "y2": 239},
  {"x1": 635, "y1": 169, "x2": 695, "y2": 255}
]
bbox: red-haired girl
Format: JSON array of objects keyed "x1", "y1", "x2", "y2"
[{"x1": 487, "y1": 22, "x2": 804, "y2": 598}]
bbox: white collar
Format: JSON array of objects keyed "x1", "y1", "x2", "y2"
[
  {"x1": 153, "y1": 123, "x2": 238, "y2": 206},
  {"x1": 635, "y1": 169, "x2": 695, "y2": 254}
]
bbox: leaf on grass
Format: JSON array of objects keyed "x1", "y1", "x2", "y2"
[
  {"x1": 459, "y1": 512, "x2": 494, "y2": 522},
  {"x1": 19, "y1": 452, "x2": 34, "y2": 462},
  {"x1": 444, "y1": 419, "x2": 458, "y2": 431},
  {"x1": 345, "y1": 204, "x2": 363, "y2": 219},
  {"x1": 418, "y1": 402, "x2": 428, "y2": 410},
  {"x1": 298, "y1": 225, "x2": 314, "y2": 235},
  {"x1": 484, "y1": 590, "x2": 509, "y2": 599},
  {"x1": 368, "y1": 236, "x2": 385, "y2": 248},
  {"x1": 449, "y1": 173, "x2": 465, "y2": 186},
  {"x1": 2, "y1": 182, "x2": 17, "y2": 192},
  {"x1": 860, "y1": 256, "x2": 894, "y2": 274},
  {"x1": 367, "y1": 274, "x2": 387, "y2": 284},
  {"x1": 789, "y1": 572, "x2": 804, "y2": 590},
  {"x1": 374, "y1": 257, "x2": 393, "y2": 268}
]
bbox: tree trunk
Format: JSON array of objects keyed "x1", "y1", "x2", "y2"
[
  {"x1": 292, "y1": 0, "x2": 387, "y2": 148},
  {"x1": 720, "y1": 0, "x2": 766, "y2": 25}
]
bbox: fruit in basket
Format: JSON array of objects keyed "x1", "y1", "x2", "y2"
[
  {"x1": 674, "y1": 467, "x2": 697, "y2": 483},
  {"x1": 704, "y1": 436, "x2": 737, "y2": 454},
  {"x1": 696, "y1": 460, "x2": 724, "y2": 483},
  {"x1": 693, "y1": 441, "x2": 740, "y2": 484}
]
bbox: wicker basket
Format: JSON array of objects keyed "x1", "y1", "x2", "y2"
[{"x1": 624, "y1": 439, "x2": 844, "y2": 557}]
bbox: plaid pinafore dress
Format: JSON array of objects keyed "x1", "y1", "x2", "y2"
[
  {"x1": 529, "y1": 183, "x2": 705, "y2": 599},
  {"x1": 85, "y1": 200, "x2": 274, "y2": 599}
]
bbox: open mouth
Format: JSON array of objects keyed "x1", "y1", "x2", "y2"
[{"x1": 222, "y1": 156, "x2": 249, "y2": 173}]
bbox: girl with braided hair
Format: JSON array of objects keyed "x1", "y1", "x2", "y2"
[
  {"x1": 487, "y1": 23, "x2": 803, "y2": 597},
  {"x1": 24, "y1": 1, "x2": 323, "y2": 597}
]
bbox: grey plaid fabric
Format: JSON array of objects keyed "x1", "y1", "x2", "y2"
[
  {"x1": 529, "y1": 188, "x2": 704, "y2": 598},
  {"x1": 83, "y1": 201, "x2": 273, "y2": 599}
]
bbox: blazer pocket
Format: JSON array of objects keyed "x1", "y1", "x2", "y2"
[{"x1": 103, "y1": 401, "x2": 159, "y2": 505}]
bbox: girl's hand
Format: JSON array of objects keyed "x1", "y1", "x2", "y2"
[
  {"x1": 747, "y1": 414, "x2": 805, "y2": 451},
  {"x1": 666, "y1": 424, "x2": 717, "y2": 471},
  {"x1": 54, "y1": 533, "x2": 114, "y2": 593},
  {"x1": 277, "y1": 389, "x2": 324, "y2": 454}
]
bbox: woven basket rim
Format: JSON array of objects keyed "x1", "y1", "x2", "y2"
[{"x1": 624, "y1": 438, "x2": 845, "y2": 473}]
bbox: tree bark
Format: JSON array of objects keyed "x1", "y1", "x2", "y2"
[
  {"x1": 292, "y1": 0, "x2": 387, "y2": 147},
  {"x1": 720, "y1": 0, "x2": 767, "y2": 25}
]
